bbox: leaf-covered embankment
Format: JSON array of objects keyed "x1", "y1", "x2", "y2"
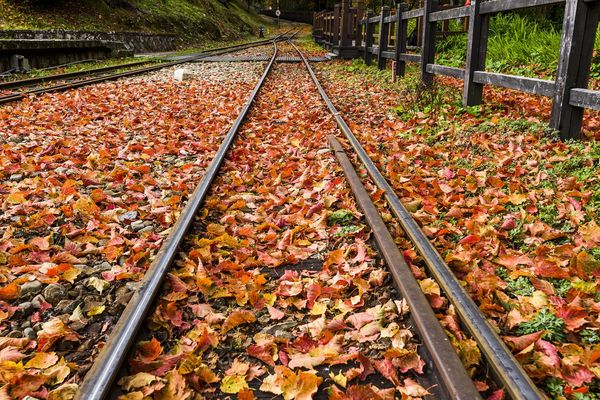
[{"x1": 312, "y1": 59, "x2": 600, "y2": 399}]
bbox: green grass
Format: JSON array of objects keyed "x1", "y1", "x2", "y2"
[
  {"x1": 0, "y1": 0, "x2": 273, "y2": 45},
  {"x1": 328, "y1": 209, "x2": 355, "y2": 226},
  {"x1": 515, "y1": 308, "x2": 567, "y2": 342},
  {"x1": 436, "y1": 13, "x2": 600, "y2": 78}
]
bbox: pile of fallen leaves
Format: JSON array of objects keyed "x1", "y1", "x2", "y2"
[
  {"x1": 0, "y1": 61, "x2": 266, "y2": 398},
  {"x1": 313, "y1": 60, "x2": 600, "y2": 399},
  {"x1": 118, "y1": 63, "x2": 433, "y2": 400}
]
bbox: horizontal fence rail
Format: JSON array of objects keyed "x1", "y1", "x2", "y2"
[{"x1": 313, "y1": 0, "x2": 599, "y2": 140}]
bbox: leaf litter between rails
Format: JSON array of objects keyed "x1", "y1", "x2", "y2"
[{"x1": 117, "y1": 62, "x2": 440, "y2": 400}]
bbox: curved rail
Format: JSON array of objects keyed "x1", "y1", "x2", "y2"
[
  {"x1": 0, "y1": 30, "x2": 294, "y2": 105},
  {"x1": 75, "y1": 39, "x2": 280, "y2": 400},
  {"x1": 290, "y1": 42, "x2": 543, "y2": 400}
]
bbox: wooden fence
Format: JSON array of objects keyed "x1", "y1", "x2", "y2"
[{"x1": 313, "y1": 0, "x2": 599, "y2": 140}]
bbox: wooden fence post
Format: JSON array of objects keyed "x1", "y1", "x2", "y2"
[
  {"x1": 333, "y1": 4, "x2": 341, "y2": 47},
  {"x1": 378, "y1": 6, "x2": 391, "y2": 70},
  {"x1": 356, "y1": 0, "x2": 365, "y2": 47},
  {"x1": 314, "y1": 12, "x2": 322, "y2": 41},
  {"x1": 364, "y1": 10, "x2": 374, "y2": 65},
  {"x1": 462, "y1": 0, "x2": 489, "y2": 106},
  {"x1": 395, "y1": 3, "x2": 409, "y2": 77},
  {"x1": 421, "y1": 0, "x2": 438, "y2": 85},
  {"x1": 340, "y1": 0, "x2": 351, "y2": 48},
  {"x1": 550, "y1": 0, "x2": 600, "y2": 140}
]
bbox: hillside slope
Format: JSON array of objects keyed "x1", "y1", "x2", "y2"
[{"x1": 0, "y1": 0, "x2": 269, "y2": 43}]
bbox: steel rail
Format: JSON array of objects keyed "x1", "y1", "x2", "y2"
[
  {"x1": 0, "y1": 60, "x2": 154, "y2": 91},
  {"x1": 291, "y1": 42, "x2": 543, "y2": 400},
  {"x1": 329, "y1": 135, "x2": 481, "y2": 399},
  {"x1": 75, "y1": 39, "x2": 280, "y2": 400},
  {"x1": 0, "y1": 31, "x2": 294, "y2": 105},
  {"x1": 0, "y1": 32, "x2": 294, "y2": 92}
]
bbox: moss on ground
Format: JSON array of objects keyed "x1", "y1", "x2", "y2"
[{"x1": 0, "y1": 0, "x2": 274, "y2": 45}]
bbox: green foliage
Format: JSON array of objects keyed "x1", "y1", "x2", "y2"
[
  {"x1": 552, "y1": 154, "x2": 599, "y2": 182},
  {"x1": 393, "y1": 79, "x2": 445, "y2": 121},
  {"x1": 506, "y1": 276, "x2": 535, "y2": 297},
  {"x1": 516, "y1": 308, "x2": 567, "y2": 342},
  {"x1": 573, "y1": 392, "x2": 600, "y2": 400},
  {"x1": 328, "y1": 210, "x2": 355, "y2": 226},
  {"x1": 548, "y1": 279, "x2": 572, "y2": 297},
  {"x1": 542, "y1": 378, "x2": 565, "y2": 398},
  {"x1": 496, "y1": 267, "x2": 509, "y2": 280},
  {"x1": 0, "y1": 0, "x2": 268, "y2": 43},
  {"x1": 496, "y1": 268, "x2": 539, "y2": 297},
  {"x1": 580, "y1": 329, "x2": 600, "y2": 345},
  {"x1": 436, "y1": 14, "x2": 600, "y2": 77},
  {"x1": 336, "y1": 225, "x2": 362, "y2": 236},
  {"x1": 538, "y1": 203, "x2": 559, "y2": 227}
]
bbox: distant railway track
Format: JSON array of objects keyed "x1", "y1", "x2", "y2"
[
  {"x1": 69, "y1": 36, "x2": 546, "y2": 399},
  {"x1": 0, "y1": 30, "x2": 295, "y2": 105}
]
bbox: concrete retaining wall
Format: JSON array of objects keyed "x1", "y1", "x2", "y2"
[
  {"x1": 0, "y1": 30, "x2": 177, "y2": 53},
  {"x1": 0, "y1": 39, "x2": 133, "y2": 72}
]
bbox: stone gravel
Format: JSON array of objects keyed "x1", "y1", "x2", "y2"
[{"x1": 129, "y1": 61, "x2": 268, "y2": 84}]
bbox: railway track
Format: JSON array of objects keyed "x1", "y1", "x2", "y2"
[
  {"x1": 0, "y1": 31, "x2": 295, "y2": 105},
  {"x1": 66, "y1": 37, "x2": 547, "y2": 400},
  {"x1": 291, "y1": 44, "x2": 545, "y2": 400}
]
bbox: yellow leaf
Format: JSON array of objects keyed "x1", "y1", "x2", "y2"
[
  {"x1": 221, "y1": 310, "x2": 256, "y2": 334},
  {"x1": 571, "y1": 278, "x2": 596, "y2": 294},
  {"x1": 69, "y1": 306, "x2": 86, "y2": 324},
  {"x1": 528, "y1": 291, "x2": 548, "y2": 308},
  {"x1": 61, "y1": 267, "x2": 82, "y2": 284},
  {"x1": 419, "y1": 278, "x2": 440, "y2": 296},
  {"x1": 45, "y1": 363, "x2": 71, "y2": 384},
  {"x1": 7, "y1": 192, "x2": 26, "y2": 204},
  {"x1": 579, "y1": 221, "x2": 600, "y2": 244},
  {"x1": 25, "y1": 352, "x2": 58, "y2": 369},
  {"x1": 507, "y1": 193, "x2": 529, "y2": 205},
  {"x1": 118, "y1": 372, "x2": 161, "y2": 391},
  {"x1": 86, "y1": 277, "x2": 110, "y2": 293},
  {"x1": 310, "y1": 301, "x2": 327, "y2": 316},
  {"x1": 48, "y1": 383, "x2": 78, "y2": 400},
  {"x1": 220, "y1": 375, "x2": 249, "y2": 394},
  {"x1": 73, "y1": 196, "x2": 99, "y2": 215},
  {"x1": 263, "y1": 293, "x2": 276, "y2": 306},
  {"x1": 87, "y1": 305, "x2": 105, "y2": 316},
  {"x1": 329, "y1": 371, "x2": 347, "y2": 388},
  {"x1": 260, "y1": 367, "x2": 322, "y2": 400}
]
